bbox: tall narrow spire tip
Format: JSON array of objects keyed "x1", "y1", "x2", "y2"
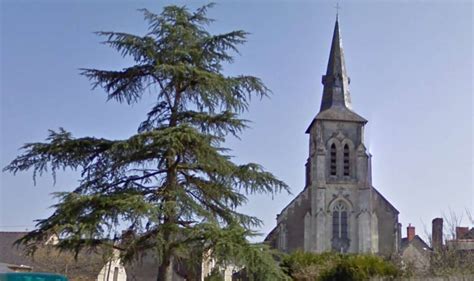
[
  {"x1": 335, "y1": 2, "x2": 341, "y2": 21},
  {"x1": 319, "y1": 17, "x2": 352, "y2": 111}
]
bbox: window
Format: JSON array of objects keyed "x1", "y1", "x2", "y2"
[
  {"x1": 113, "y1": 267, "x2": 119, "y2": 281},
  {"x1": 343, "y1": 144, "x2": 350, "y2": 176},
  {"x1": 332, "y1": 202, "x2": 348, "y2": 239},
  {"x1": 332, "y1": 201, "x2": 350, "y2": 252},
  {"x1": 330, "y1": 143, "x2": 337, "y2": 176}
]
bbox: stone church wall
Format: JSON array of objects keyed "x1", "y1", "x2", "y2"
[
  {"x1": 372, "y1": 188, "x2": 399, "y2": 255},
  {"x1": 321, "y1": 121, "x2": 361, "y2": 146},
  {"x1": 277, "y1": 188, "x2": 312, "y2": 252}
]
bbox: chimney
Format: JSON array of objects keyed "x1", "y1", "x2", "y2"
[
  {"x1": 456, "y1": 227, "x2": 469, "y2": 240},
  {"x1": 432, "y1": 218, "x2": 443, "y2": 251},
  {"x1": 407, "y1": 224, "x2": 415, "y2": 242}
]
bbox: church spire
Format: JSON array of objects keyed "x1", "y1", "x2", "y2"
[{"x1": 320, "y1": 18, "x2": 352, "y2": 111}]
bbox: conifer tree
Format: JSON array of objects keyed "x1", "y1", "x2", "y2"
[{"x1": 4, "y1": 4, "x2": 289, "y2": 281}]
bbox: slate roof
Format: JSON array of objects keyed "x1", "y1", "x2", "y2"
[
  {"x1": 0, "y1": 232, "x2": 192, "y2": 281},
  {"x1": 401, "y1": 235, "x2": 432, "y2": 252},
  {"x1": 460, "y1": 228, "x2": 474, "y2": 239},
  {"x1": 372, "y1": 187, "x2": 400, "y2": 215},
  {"x1": 0, "y1": 232, "x2": 105, "y2": 280},
  {"x1": 0, "y1": 232, "x2": 34, "y2": 267},
  {"x1": 305, "y1": 19, "x2": 368, "y2": 134},
  {"x1": 0, "y1": 262, "x2": 17, "y2": 273},
  {"x1": 320, "y1": 18, "x2": 352, "y2": 112},
  {"x1": 316, "y1": 107, "x2": 367, "y2": 123},
  {"x1": 306, "y1": 108, "x2": 368, "y2": 133}
]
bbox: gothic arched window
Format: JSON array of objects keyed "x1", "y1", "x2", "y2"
[
  {"x1": 330, "y1": 143, "x2": 337, "y2": 176},
  {"x1": 332, "y1": 201, "x2": 350, "y2": 252},
  {"x1": 343, "y1": 144, "x2": 350, "y2": 176}
]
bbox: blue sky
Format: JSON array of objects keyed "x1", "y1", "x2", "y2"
[{"x1": 1, "y1": 0, "x2": 472, "y2": 242}]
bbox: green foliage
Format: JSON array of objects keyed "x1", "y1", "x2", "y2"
[
  {"x1": 204, "y1": 268, "x2": 224, "y2": 281},
  {"x1": 4, "y1": 3, "x2": 288, "y2": 280},
  {"x1": 232, "y1": 243, "x2": 290, "y2": 281},
  {"x1": 281, "y1": 251, "x2": 401, "y2": 281}
]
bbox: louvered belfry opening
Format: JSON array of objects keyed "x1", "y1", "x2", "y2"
[
  {"x1": 330, "y1": 143, "x2": 337, "y2": 176},
  {"x1": 343, "y1": 144, "x2": 350, "y2": 176}
]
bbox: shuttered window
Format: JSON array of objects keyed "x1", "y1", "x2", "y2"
[
  {"x1": 330, "y1": 143, "x2": 337, "y2": 176},
  {"x1": 343, "y1": 144, "x2": 350, "y2": 176}
]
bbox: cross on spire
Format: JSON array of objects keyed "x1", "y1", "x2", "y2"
[{"x1": 335, "y1": 3, "x2": 341, "y2": 20}]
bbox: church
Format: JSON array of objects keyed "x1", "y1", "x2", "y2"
[{"x1": 265, "y1": 18, "x2": 400, "y2": 255}]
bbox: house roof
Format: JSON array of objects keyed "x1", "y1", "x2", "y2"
[
  {"x1": 401, "y1": 235, "x2": 432, "y2": 252},
  {"x1": 0, "y1": 232, "x2": 105, "y2": 280},
  {"x1": 0, "y1": 232, "x2": 34, "y2": 268},
  {"x1": 0, "y1": 262, "x2": 17, "y2": 273},
  {"x1": 460, "y1": 228, "x2": 474, "y2": 240},
  {"x1": 0, "y1": 232, "x2": 194, "y2": 281}
]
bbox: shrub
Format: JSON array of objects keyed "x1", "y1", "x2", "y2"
[{"x1": 281, "y1": 251, "x2": 401, "y2": 281}]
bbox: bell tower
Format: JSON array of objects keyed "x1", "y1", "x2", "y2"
[
  {"x1": 266, "y1": 18, "x2": 400, "y2": 256},
  {"x1": 305, "y1": 18, "x2": 377, "y2": 253},
  {"x1": 305, "y1": 18, "x2": 369, "y2": 188}
]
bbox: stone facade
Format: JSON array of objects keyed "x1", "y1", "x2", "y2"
[{"x1": 266, "y1": 19, "x2": 400, "y2": 256}]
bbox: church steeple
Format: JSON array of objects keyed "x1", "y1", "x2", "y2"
[
  {"x1": 267, "y1": 14, "x2": 400, "y2": 257},
  {"x1": 306, "y1": 18, "x2": 366, "y2": 133},
  {"x1": 320, "y1": 19, "x2": 352, "y2": 112}
]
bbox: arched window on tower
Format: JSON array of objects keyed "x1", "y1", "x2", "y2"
[
  {"x1": 330, "y1": 143, "x2": 337, "y2": 176},
  {"x1": 343, "y1": 144, "x2": 350, "y2": 176},
  {"x1": 332, "y1": 201, "x2": 350, "y2": 252}
]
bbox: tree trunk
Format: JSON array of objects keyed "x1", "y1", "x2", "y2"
[
  {"x1": 157, "y1": 85, "x2": 181, "y2": 281},
  {"x1": 157, "y1": 255, "x2": 173, "y2": 281}
]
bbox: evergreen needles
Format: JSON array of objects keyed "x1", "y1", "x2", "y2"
[{"x1": 4, "y1": 4, "x2": 289, "y2": 281}]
